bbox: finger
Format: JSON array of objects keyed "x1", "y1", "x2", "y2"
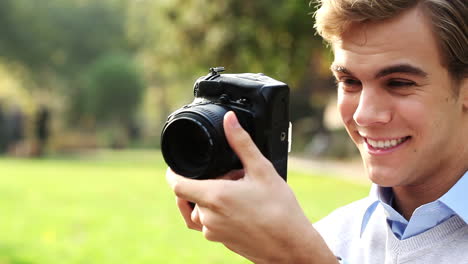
[
  {"x1": 166, "y1": 167, "x2": 207, "y2": 202},
  {"x1": 176, "y1": 197, "x2": 202, "y2": 231},
  {"x1": 223, "y1": 112, "x2": 273, "y2": 177},
  {"x1": 166, "y1": 167, "x2": 233, "y2": 206},
  {"x1": 217, "y1": 169, "x2": 245, "y2": 181},
  {"x1": 191, "y1": 204, "x2": 202, "y2": 227}
]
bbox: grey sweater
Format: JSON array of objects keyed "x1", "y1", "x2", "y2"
[{"x1": 314, "y1": 197, "x2": 468, "y2": 264}]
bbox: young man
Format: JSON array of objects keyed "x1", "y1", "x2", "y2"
[{"x1": 166, "y1": 0, "x2": 468, "y2": 263}]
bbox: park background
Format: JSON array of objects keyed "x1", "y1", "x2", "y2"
[{"x1": 0, "y1": 0, "x2": 370, "y2": 263}]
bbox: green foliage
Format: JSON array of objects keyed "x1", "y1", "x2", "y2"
[
  {"x1": 127, "y1": 0, "x2": 325, "y2": 123},
  {"x1": 0, "y1": 0, "x2": 335, "y2": 150},
  {"x1": 0, "y1": 0, "x2": 130, "y2": 84},
  {"x1": 82, "y1": 53, "x2": 145, "y2": 126},
  {"x1": 0, "y1": 151, "x2": 369, "y2": 263},
  {"x1": 153, "y1": 0, "x2": 320, "y2": 77}
]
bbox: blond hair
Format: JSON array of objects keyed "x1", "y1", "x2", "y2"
[{"x1": 314, "y1": 0, "x2": 468, "y2": 81}]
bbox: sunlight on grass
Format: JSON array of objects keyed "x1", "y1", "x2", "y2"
[{"x1": 0, "y1": 150, "x2": 369, "y2": 263}]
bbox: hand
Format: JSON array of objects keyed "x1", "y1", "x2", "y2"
[{"x1": 166, "y1": 111, "x2": 338, "y2": 264}]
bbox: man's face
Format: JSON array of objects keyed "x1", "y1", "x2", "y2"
[{"x1": 331, "y1": 7, "x2": 467, "y2": 188}]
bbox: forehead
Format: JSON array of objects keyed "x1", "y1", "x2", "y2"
[{"x1": 331, "y1": 7, "x2": 443, "y2": 75}]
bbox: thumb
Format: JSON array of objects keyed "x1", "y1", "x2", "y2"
[{"x1": 223, "y1": 111, "x2": 273, "y2": 178}]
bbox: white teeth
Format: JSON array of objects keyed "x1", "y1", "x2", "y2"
[
  {"x1": 384, "y1": 140, "x2": 390, "y2": 148},
  {"x1": 366, "y1": 137, "x2": 407, "y2": 149}
]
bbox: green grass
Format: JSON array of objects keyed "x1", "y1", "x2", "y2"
[{"x1": 0, "y1": 150, "x2": 369, "y2": 264}]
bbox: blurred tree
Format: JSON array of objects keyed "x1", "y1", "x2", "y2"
[
  {"x1": 0, "y1": 0, "x2": 129, "y2": 79},
  {"x1": 0, "y1": 0, "x2": 339, "y2": 152},
  {"x1": 126, "y1": 0, "x2": 334, "y2": 148},
  {"x1": 78, "y1": 53, "x2": 145, "y2": 147},
  {"x1": 0, "y1": 0, "x2": 132, "y2": 122},
  {"x1": 0, "y1": 0, "x2": 142, "y2": 149}
]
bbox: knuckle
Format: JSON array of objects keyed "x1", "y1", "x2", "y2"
[
  {"x1": 185, "y1": 221, "x2": 194, "y2": 229},
  {"x1": 206, "y1": 187, "x2": 231, "y2": 210},
  {"x1": 204, "y1": 195, "x2": 222, "y2": 212},
  {"x1": 190, "y1": 211, "x2": 198, "y2": 222},
  {"x1": 199, "y1": 212, "x2": 220, "y2": 233},
  {"x1": 176, "y1": 197, "x2": 185, "y2": 207},
  {"x1": 172, "y1": 181, "x2": 184, "y2": 196},
  {"x1": 202, "y1": 227, "x2": 219, "y2": 242},
  {"x1": 190, "y1": 215, "x2": 199, "y2": 225},
  {"x1": 251, "y1": 157, "x2": 274, "y2": 174},
  {"x1": 186, "y1": 222, "x2": 201, "y2": 231}
]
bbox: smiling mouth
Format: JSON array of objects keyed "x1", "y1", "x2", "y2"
[{"x1": 365, "y1": 136, "x2": 411, "y2": 150}]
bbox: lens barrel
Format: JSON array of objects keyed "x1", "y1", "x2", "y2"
[{"x1": 161, "y1": 104, "x2": 240, "y2": 179}]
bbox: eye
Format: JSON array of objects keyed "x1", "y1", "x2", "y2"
[
  {"x1": 344, "y1": 78, "x2": 361, "y2": 85},
  {"x1": 336, "y1": 77, "x2": 362, "y2": 92},
  {"x1": 387, "y1": 79, "x2": 416, "y2": 88}
]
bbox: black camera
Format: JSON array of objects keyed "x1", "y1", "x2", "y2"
[{"x1": 161, "y1": 67, "x2": 290, "y2": 181}]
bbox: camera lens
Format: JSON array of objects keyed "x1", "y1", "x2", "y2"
[
  {"x1": 163, "y1": 118, "x2": 212, "y2": 173},
  {"x1": 161, "y1": 104, "x2": 240, "y2": 179}
]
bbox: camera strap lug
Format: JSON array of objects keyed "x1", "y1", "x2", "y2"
[{"x1": 207, "y1": 66, "x2": 225, "y2": 80}]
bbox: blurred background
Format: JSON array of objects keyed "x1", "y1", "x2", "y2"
[
  {"x1": 0, "y1": 0, "x2": 367, "y2": 263},
  {"x1": 0, "y1": 0, "x2": 358, "y2": 157}
]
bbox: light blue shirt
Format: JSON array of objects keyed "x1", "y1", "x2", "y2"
[{"x1": 360, "y1": 171, "x2": 468, "y2": 240}]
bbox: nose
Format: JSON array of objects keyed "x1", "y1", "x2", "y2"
[{"x1": 353, "y1": 88, "x2": 392, "y2": 127}]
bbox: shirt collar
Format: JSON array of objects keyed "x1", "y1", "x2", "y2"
[
  {"x1": 360, "y1": 185, "x2": 381, "y2": 236},
  {"x1": 439, "y1": 170, "x2": 468, "y2": 223},
  {"x1": 360, "y1": 170, "x2": 468, "y2": 236}
]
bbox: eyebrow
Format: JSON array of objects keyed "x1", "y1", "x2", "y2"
[{"x1": 330, "y1": 63, "x2": 428, "y2": 79}]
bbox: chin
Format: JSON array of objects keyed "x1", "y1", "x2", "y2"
[{"x1": 365, "y1": 165, "x2": 402, "y2": 187}]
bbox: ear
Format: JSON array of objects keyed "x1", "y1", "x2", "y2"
[{"x1": 461, "y1": 78, "x2": 468, "y2": 111}]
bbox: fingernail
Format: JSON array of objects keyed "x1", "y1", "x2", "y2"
[{"x1": 226, "y1": 111, "x2": 241, "y2": 129}]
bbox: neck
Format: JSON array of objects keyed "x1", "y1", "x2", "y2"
[
  {"x1": 392, "y1": 168, "x2": 466, "y2": 220},
  {"x1": 392, "y1": 120, "x2": 468, "y2": 220}
]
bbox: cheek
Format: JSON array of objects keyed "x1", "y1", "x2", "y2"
[
  {"x1": 396, "y1": 97, "x2": 441, "y2": 137},
  {"x1": 337, "y1": 91, "x2": 357, "y2": 125}
]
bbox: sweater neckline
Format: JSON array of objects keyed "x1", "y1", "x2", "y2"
[{"x1": 386, "y1": 215, "x2": 467, "y2": 253}]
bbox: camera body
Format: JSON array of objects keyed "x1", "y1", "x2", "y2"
[{"x1": 161, "y1": 67, "x2": 290, "y2": 181}]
